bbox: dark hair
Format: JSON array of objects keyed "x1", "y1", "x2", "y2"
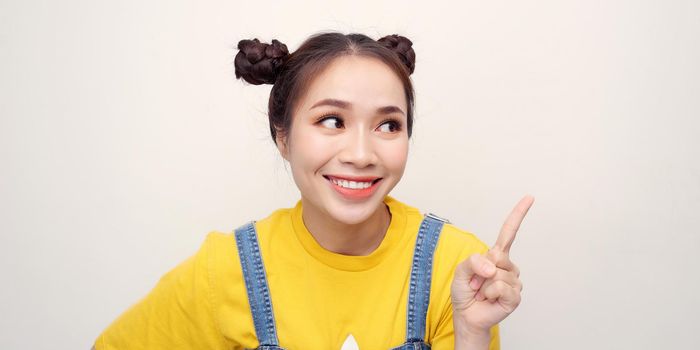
[{"x1": 234, "y1": 32, "x2": 416, "y2": 142}]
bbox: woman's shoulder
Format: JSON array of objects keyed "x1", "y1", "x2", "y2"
[
  {"x1": 200, "y1": 205, "x2": 296, "y2": 265},
  {"x1": 204, "y1": 205, "x2": 294, "y2": 242},
  {"x1": 395, "y1": 198, "x2": 489, "y2": 260},
  {"x1": 438, "y1": 222, "x2": 490, "y2": 257}
]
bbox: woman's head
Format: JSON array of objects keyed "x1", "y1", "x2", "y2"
[
  {"x1": 234, "y1": 32, "x2": 416, "y2": 225},
  {"x1": 235, "y1": 32, "x2": 416, "y2": 142}
]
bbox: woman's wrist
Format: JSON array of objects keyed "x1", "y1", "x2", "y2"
[{"x1": 453, "y1": 314, "x2": 491, "y2": 350}]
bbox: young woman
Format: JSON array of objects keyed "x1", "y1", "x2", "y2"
[{"x1": 93, "y1": 32, "x2": 533, "y2": 350}]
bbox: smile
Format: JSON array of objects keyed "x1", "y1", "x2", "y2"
[{"x1": 323, "y1": 175, "x2": 383, "y2": 199}]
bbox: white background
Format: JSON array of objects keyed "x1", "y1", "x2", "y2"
[{"x1": 2, "y1": 0, "x2": 699, "y2": 349}]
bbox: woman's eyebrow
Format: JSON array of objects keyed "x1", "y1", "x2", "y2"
[{"x1": 310, "y1": 98, "x2": 405, "y2": 115}]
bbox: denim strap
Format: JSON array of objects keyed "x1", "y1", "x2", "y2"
[
  {"x1": 234, "y1": 222, "x2": 280, "y2": 347},
  {"x1": 404, "y1": 214, "x2": 446, "y2": 343},
  {"x1": 234, "y1": 214, "x2": 446, "y2": 349}
]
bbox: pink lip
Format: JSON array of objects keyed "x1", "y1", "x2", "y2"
[
  {"x1": 324, "y1": 174, "x2": 382, "y2": 182},
  {"x1": 323, "y1": 175, "x2": 383, "y2": 200}
]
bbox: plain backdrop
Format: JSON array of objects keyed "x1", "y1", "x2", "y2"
[{"x1": 2, "y1": 0, "x2": 699, "y2": 349}]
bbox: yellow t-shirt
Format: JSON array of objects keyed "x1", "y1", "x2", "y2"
[{"x1": 95, "y1": 196, "x2": 500, "y2": 349}]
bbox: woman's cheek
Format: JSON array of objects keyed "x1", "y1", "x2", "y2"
[{"x1": 384, "y1": 140, "x2": 409, "y2": 174}]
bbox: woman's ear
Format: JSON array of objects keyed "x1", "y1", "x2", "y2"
[{"x1": 275, "y1": 131, "x2": 290, "y2": 161}]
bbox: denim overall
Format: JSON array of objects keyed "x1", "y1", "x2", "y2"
[{"x1": 234, "y1": 213, "x2": 449, "y2": 350}]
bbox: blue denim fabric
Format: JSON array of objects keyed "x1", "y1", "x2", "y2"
[
  {"x1": 234, "y1": 222, "x2": 286, "y2": 349},
  {"x1": 234, "y1": 213, "x2": 448, "y2": 350}
]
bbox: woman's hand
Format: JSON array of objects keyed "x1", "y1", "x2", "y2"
[{"x1": 451, "y1": 195, "x2": 534, "y2": 345}]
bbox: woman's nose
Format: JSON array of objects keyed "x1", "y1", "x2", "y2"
[{"x1": 337, "y1": 129, "x2": 378, "y2": 168}]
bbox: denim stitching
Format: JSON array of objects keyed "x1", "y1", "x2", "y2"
[
  {"x1": 246, "y1": 223, "x2": 280, "y2": 344},
  {"x1": 401, "y1": 215, "x2": 444, "y2": 349},
  {"x1": 235, "y1": 222, "x2": 283, "y2": 348}
]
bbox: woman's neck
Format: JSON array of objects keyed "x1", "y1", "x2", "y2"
[{"x1": 300, "y1": 199, "x2": 391, "y2": 256}]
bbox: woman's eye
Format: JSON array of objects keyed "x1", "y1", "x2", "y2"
[
  {"x1": 319, "y1": 116, "x2": 343, "y2": 129},
  {"x1": 377, "y1": 120, "x2": 401, "y2": 133}
]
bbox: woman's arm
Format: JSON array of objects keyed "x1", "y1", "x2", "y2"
[
  {"x1": 454, "y1": 316, "x2": 492, "y2": 350},
  {"x1": 451, "y1": 196, "x2": 533, "y2": 350},
  {"x1": 93, "y1": 233, "x2": 228, "y2": 349}
]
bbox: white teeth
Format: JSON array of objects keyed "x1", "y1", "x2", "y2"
[{"x1": 330, "y1": 178, "x2": 373, "y2": 189}]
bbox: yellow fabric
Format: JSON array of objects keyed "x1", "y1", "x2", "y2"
[{"x1": 95, "y1": 196, "x2": 500, "y2": 349}]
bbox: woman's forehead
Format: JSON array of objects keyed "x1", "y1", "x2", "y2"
[{"x1": 296, "y1": 55, "x2": 407, "y2": 113}]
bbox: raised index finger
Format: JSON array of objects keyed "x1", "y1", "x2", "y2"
[{"x1": 493, "y1": 195, "x2": 535, "y2": 254}]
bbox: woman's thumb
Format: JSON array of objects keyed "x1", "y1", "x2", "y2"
[{"x1": 454, "y1": 254, "x2": 497, "y2": 285}]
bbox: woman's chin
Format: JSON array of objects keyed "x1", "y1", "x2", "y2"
[{"x1": 325, "y1": 198, "x2": 385, "y2": 226}]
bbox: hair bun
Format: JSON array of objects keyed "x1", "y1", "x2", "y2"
[
  {"x1": 234, "y1": 38, "x2": 289, "y2": 85},
  {"x1": 377, "y1": 34, "x2": 415, "y2": 74}
]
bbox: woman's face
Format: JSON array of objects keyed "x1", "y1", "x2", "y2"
[{"x1": 277, "y1": 55, "x2": 409, "y2": 225}]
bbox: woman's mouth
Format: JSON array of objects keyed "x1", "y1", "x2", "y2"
[{"x1": 323, "y1": 175, "x2": 383, "y2": 199}]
